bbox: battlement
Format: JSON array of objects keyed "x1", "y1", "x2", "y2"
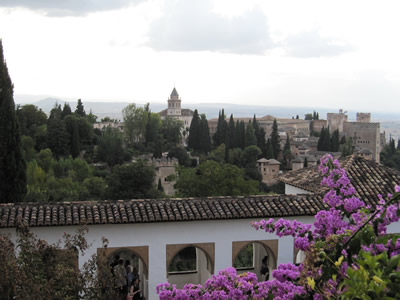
[
  {"x1": 356, "y1": 112, "x2": 371, "y2": 123},
  {"x1": 150, "y1": 157, "x2": 179, "y2": 167}
]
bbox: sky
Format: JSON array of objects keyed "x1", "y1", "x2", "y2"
[{"x1": 1, "y1": 0, "x2": 400, "y2": 113}]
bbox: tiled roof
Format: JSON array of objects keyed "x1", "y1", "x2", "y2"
[
  {"x1": 279, "y1": 155, "x2": 400, "y2": 206},
  {"x1": 159, "y1": 109, "x2": 194, "y2": 117},
  {"x1": 0, "y1": 194, "x2": 325, "y2": 228},
  {"x1": 171, "y1": 87, "x2": 179, "y2": 97}
]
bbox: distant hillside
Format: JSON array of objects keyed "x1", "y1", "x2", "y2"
[{"x1": 16, "y1": 97, "x2": 400, "y2": 140}]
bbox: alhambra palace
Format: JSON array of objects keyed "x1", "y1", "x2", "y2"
[{"x1": 1, "y1": 88, "x2": 395, "y2": 299}]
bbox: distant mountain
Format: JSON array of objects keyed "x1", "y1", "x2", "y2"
[{"x1": 17, "y1": 96, "x2": 400, "y2": 123}]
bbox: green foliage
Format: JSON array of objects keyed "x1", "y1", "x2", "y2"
[
  {"x1": 174, "y1": 160, "x2": 259, "y2": 197},
  {"x1": 234, "y1": 244, "x2": 254, "y2": 269},
  {"x1": 342, "y1": 251, "x2": 400, "y2": 299},
  {"x1": 0, "y1": 39, "x2": 27, "y2": 203},
  {"x1": 168, "y1": 147, "x2": 190, "y2": 166},
  {"x1": 339, "y1": 136, "x2": 354, "y2": 157},
  {"x1": 21, "y1": 135, "x2": 37, "y2": 162},
  {"x1": 159, "y1": 117, "x2": 183, "y2": 151},
  {"x1": 188, "y1": 109, "x2": 200, "y2": 151},
  {"x1": 16, "y1": 104, "x2": 47, "y2": 138},
  {"x1": 213, "y1": 109, "x2": 228, "y2": 147},
  {"x1": 106, "y1": 160, "x2": 159, "y2": 199},
  {"x1": 75, "y1": 98, "x2": 86, "y2": 117},
  {"x1": 122, "y1": 103, "x2": 149, "y2": 145},
  {"x1": 0, "y1": 226, "x2": 118, "y2": 299},
  {"x1": 270, "y1": 119, "x2": 280, "y2": 160},
  {"x1": 95, "y1": 127, "x2": 127, "y2": 167},
  {"x1": 47, "y1": 105, "x2": 70, "y2": 158},
  {"x1": 381, "y1": 138, "x2": 400, "y2": 171},
  {"x1": 317, "y1": 127, "x2": 331, "y2": 151},
  {"x1": 245, "y1": 122, "x2": 257, "y2": 148}
]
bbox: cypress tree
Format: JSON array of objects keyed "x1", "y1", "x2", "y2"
[
  {"x1": 266, "y1": 138, "x2": 274, "y2": 159},
  {"x1": 238, "y1": 121, "x2": 245, "y2": 149},
  {"x1": 158, "y1": 178, "x2": 164, "y2": 192},
  {"x1": 228, "y1": 114, "x2": 235, "y2": 149},
  {"x1": 270, "y1": 119, "x2": 280, "y2": 159},
  {"x1": 199, "y1": 115, "x2": 211, "y2": 154},
  {"x1": 0, "y1": 40, "x2": 27, "y2": 203},
  {"x1": 47, "y1": 105, "x2": 70, "y2": 158},
  {"x1": 188, "y1": 109, "x2": 200, "y2": 151},
  {"x1": 75, "y1": 99, "x2": 86, "y2": 117},
  {"x1": 245, "y1": 122, "x2": 256, "y2": 147},
  {"x1": 330, "y1": 129, "x2": 340, "y2": 152},
  {"x1": 213, "y1": 109, "x2": 227, "y2": 147},
  {"x1": 153, "y1": 137, "x2": 162, "y2": 158},
  {"x1": 258, "y1": 127, "x2": 267, "y2": 157},
  {"x1": 71, "y1": 122, "x2": 80, "y2": 158},
  {"x1": 62, "y1": 102, "x2": 72, "y2": 118},
  {"x1": 317, "y1": 127, "x2": 325, "y2": 151},
  {"x1": 304, "y1": 157, "x2": 308, "y2": 167}
]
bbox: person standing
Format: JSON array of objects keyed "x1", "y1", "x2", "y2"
[{"x1": 114, "y1": 259, "x2": 127, "y2": 297}]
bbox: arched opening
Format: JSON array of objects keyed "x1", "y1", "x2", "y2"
[
  {"x1": 106, "y1": 248, "x2": 148, "y2": 300},
  {"x1": 233, "y1": 241, "x2": 277, "y2": 281},
  {"x1": 167, "y1": 245, "x2": 213, "y2": 289}
]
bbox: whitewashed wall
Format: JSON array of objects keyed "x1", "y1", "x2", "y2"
[
  {"x1": 0, "y1": 216, "x2": 314, "y2": 299},
  {"x1": 285, "y1": 184, "x2": 311, "y2": 195}
]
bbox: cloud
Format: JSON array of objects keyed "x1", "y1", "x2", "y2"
[
  {"x1": 282, "y1": 31, "x2": 352, "y2": 58},
  {"x1": 147, "y1": 0, "x2": 351, "y2": 57},
  {"x1": 147, "y1": 0, "x2": 272, "y2": 55},
  {"x1": 0, "y1": 0, "x2": 144, "y2": 16}
]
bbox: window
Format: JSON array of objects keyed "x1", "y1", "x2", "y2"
[
  {"x1": 233, "y1": 243, "x2": 253, "y2": 269},
  {"x1": 169, "y1": 247, "x2": 197, "y2": 273}
]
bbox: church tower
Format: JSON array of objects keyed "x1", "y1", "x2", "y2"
[{"x1": 167, "y1": 87, "x2": 182, "y2": 116}]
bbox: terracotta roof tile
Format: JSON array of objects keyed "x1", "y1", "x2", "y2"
[
  {"x1": 279, "y1": 155, "x2": 400, "y2": 206},
  {"x1": 1, "y1": 194, "x2": 325, "y2": 228}
]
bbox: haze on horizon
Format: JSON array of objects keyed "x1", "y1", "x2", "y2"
[{"x1": 1, "y1": 0, "x2": 400, "y2": 114}]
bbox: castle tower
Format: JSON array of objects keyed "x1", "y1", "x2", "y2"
[{"x1": 167, "y1": 87, "x2": 182, "y2": 116}]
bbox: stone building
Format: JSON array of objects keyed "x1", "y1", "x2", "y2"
[
  {"x1": 324, "y1": 110, "x2": 382, "y2": 163},
  {"x1": 208, "y1": 115, "x2": 310, "y2": 141},
  {"x1": 150, "y1": 157, "x2": 178, "y2": 196},
  {"x1": 257, "y1": 158, "x2": 281, "y2": 185},
  {"x1": 327, "y1": 109, "x2": 348, "y2": 132},
  {"x1": 159, "y1": 87, "x2": 194, "y2": 130}
]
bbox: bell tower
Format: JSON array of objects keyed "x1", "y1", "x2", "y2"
[{"x1": 167, "y1": 87, "x2": 182, "y2": 116}]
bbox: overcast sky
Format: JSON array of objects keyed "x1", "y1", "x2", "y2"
[{"x1": 1, "y1": 0, "x2": 400, "y2": 113}]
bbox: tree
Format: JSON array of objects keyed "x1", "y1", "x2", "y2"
[
  {"x1": 16, "y1": 104, "x2": 47, "y2": 138},
  {"x1": 168, "y1": 147, "x2": 190, "y2": 166},
  {"x1": 188, "y1": 109, "x2": 200, "y2": 151},
  {"x1": 265, "y1": 138, "x2": 274, "y2": 159},
  {"x1": 213, "y1": 109, "x2": 227, "y2": 147},
  {"x1": 106, "y1": 160, "x2": 159, "y2": 199},
  {"x1": 283, "y1": 134, "x2": 292, "y2": 168},
  {"x1": 199, "y1": 115, "x2": 211, "y2": 154},
  {"x1": 174, "y1": 160, "x2": 259, "y2": 197},
  {"x1": 0, "y1": 40, "x2": 27, "y2": 203},
  {"x1": 317, "y1": 127, "x2": 331, "y2": 151},
  {"x1": 74, "y1": 99, "x2": 86, "y2": 117},
  {"x1": 159, "y1": 117, "x2": 183, "y2": 151},
  {"x1": 47, "y1": 105, "x2": 70, "y2": 158},
  {"x1": 62, "y1": 102, "x2": 72, "y2": 118},
  {"x1": 145, "y1": 112, "x2": 161, "y2": 149},
  {"x1": 270, "y1": 119, "x2": 280, "y2": 159},
  {"x1": 96, "y1": 127, "x2": 127, "y2": 167},
  {"x1": 122, "y1": 103, "x2": 149, "y2": 145},
  {"x1": 245, "y1": 122, "x2": 256, "y2": 148},
  {"x1": 71, "y1": 121, "x2": 81, "y2": 158},
  {"x1": 330, "y1": 129, "x2": 340, "y2": 152},
  {"x1": 153, "y1": 136, "x2": 163, "y2": 158}
]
